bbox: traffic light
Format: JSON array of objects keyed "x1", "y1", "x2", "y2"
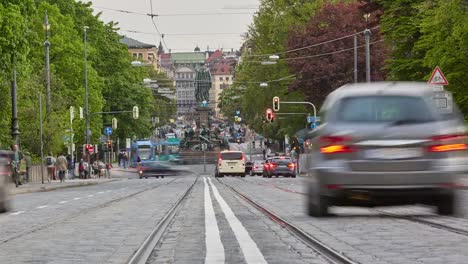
[
  {"x1": 107, "y1": 140, "x2": 112, "y2": 149},
  {"x1": 266, "y1": 108, "x2": 274, "y2": 122},
  {"x1": 273, "y1": 96, "x2": 280, "y2": 112}
]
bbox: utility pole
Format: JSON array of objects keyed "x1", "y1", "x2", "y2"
[
  {"x1": 84, "y1": 26, "x2": 90, "y2": 145},
  {"x1": 11, "y1": 70, "x2": 20, "y2": 145},
  {"x1": 363, "y1": 13, "x2": 372, "y2": 83},
  {"x1": 44, "y1": 11, "x2": 51, "y2": 115},
  {"x1": 39, "y1": 94, "x2": 44, "y2": 184},
  {"x1": 354, "y1": 35, "x2": 358, "y2": 83}
]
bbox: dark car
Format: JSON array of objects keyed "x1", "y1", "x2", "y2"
[
  {"x1": 138, "y1": 161, "x2": 180, "y2": 179},
  {"x1": 263, "y1": 157, "x2": 297, "y2": 178},
  {"x1": 306, "y1": 82, "x2": 468, "y2": 217}
]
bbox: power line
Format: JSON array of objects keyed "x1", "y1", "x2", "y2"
[
  {"x1": 93, "y1": 6, "x2": 253, "y2": 17},
  {"x1": 148, "y1": 0, "x2": 169, "y2": 52},
  {"x1": 121, "y1": 29, "x2": 242, "y2": 36},
  {"x1": 243, "y1": 26, "x2": 380, "y2": 58}
]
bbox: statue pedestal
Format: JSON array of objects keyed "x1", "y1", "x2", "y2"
[{"x1": 195, "y1": 106, "x2": 211, "y2": 129}]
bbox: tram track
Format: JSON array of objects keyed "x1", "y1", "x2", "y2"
[
  {"x1": 216, "y1": 177, "x2": 357, "y2": 264},
  {"x1": 0, "y1": 178, "x2": 180, "y2": 244},
  {"x1": 236, "y1": 177, "x2": 468, "y2": 238},
  {"x1": 127, "y1": 176, "x2": 199, "y2": 264}
]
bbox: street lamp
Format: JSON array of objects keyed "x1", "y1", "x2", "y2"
[
  {"x1": 44, "y1": 11, "x2": 51, "y2": 115},
  {"x1": 269, "y1": 55, "x2": 279, "y2": 61},
  {"x1": 84, "y1": 26, "x2": 89, "y2": 145},
  {"x1": 259, "y1": 82, "x2": 268, "y2": 88}
]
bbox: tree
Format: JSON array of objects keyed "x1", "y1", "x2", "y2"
[{"x1": 287, "y1": 1, "x2": 388, "y2": 108}]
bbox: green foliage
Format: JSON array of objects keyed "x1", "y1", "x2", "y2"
[{"x1": 0, "y1": 0, "x2": 164, "y2": 155}]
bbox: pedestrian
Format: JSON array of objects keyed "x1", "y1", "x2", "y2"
[
  {"x1": 23, "y1": 152, "x2": 32, "y2": 183},
  {"x1": 106, "y1": 163, "x2": 112, "y2": 178},
  {"x1": 45, "y1": 153, "x2": 56, "y2": 181},
  {"x1": 262, "y1": 149, "x2": 266, "y2": 160},
  {"x1": 78, "y1": 159, "x2": 85, "y2": 179},
  {"x1": 118, "y1": 152, "x2": 123, "y2": 168},
  {"x1": 56, "y1": 154, "x2": 68, "y2": 182},
  {"x1": 10, "y1": 144, "x2": 23, "y2": 187},
  {"x1": 67, "y1": 155, "x2": 74, "y2": 179},
  {"x1": 123, "y1": 152, "x2": 128, "y2": 169}
]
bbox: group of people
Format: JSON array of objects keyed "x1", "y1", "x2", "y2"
[
  {"x1": 44, "y1": 153, "x2": 74, "y2": 183},
  {"x1": 118, "y1": 152, "x2": 129, "y2": 169}
]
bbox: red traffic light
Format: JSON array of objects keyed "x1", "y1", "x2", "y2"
[
  {"x1": 273, "y1": 96, "x2": 280, "y2": 111},
  {"x1": 266, "y1": 108, "x2": 273, "y2": 122}
]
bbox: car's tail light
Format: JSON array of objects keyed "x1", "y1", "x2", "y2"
[
  {"x1": 319, "y1": 136, "x2": 356, "y2": 154},
  {"x1": 270, "y1": 163, "x2": 278, "y2": 168},
  {"x1": 287, "y1": 163, "x2": 296, "y2": 168},
  {"x1": 427, "y1": 134, "x2": 468, "y2": 152}
]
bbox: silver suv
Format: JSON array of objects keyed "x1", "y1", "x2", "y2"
[{"x1": 306, "y1": 82, "x2": 468, "y2": 217}]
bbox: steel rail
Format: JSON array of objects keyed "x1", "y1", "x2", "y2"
[
  {"x1": 216, "y1": 178, "x2": 357, "y2": 264},
  {"x1": 238, "y1": 178, "x2": 468, "y2": 238},
  {"x1": 0, "y1": 178, "x2": 179, "y2": 244},
  {"x1": 127, "y1": 176, "x2": 199, "y2": 264}
]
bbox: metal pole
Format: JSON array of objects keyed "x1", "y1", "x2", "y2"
[
  {"x1": 11, "y1": 70, "x2": 19, "y2": 145},
  {"x1": 364, "y1": 29, "x2": 371, "y2": 83},
  {"x1": 84, "y1": 26, "x2": 89, "y2": 145},
  {"x1": 354, "y1": 35, "x2": 358, "y2": 83},
  {"x1": 203, "y1": 149, "x2": 206, "y2": 173},
  {"x1": 39, "y1": 94, "x2": 44, "y2": 184},
  {"x1": 44, "y1": 11, "x2": 51, "y2": 115},
  {"x1": 281, "y1": 101, "x2": 317, "y2": 118}
]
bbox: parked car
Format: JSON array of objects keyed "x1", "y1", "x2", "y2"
[
  {"x1": 215, "y1": 151, "x2": 246, "y2": 177},
  {"x1": 263, "y1": 156, "x2": 297, "y2": 178},
  {"x1": 138, "y1": 161, "x2": 176, "y2": 179},
  {"x1": 306, "y1": 82, "x2": 468, "y2": 217},
  {"x1": 250, "y1": 160, "x2": 264, "y2": 176}
]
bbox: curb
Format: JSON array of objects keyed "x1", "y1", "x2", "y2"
[{"x1": 9, "y1": 178, "x2": 121, "y2": 196}]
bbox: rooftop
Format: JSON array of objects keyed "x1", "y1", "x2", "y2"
[{"x1": 120, "y1": 37, "x2": 156, "y2": 49}]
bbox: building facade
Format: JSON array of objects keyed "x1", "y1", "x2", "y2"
[
  {"x1": 120, "y1": 37, "x2": 160, "y2": 72},
  {"x1": 207, "y1": 51, "x2": 237, "y2": 116}
]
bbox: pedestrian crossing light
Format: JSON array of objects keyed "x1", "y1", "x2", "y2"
[
  {"x1": 266, "y1": 108, "x2": 274, "y2": 122},
  {"x1": 132, "y1": 106, "x2": 139, "y2": 119},
  {"x1": 273, "y1": 96, "x2": 280, "y2": 112}
]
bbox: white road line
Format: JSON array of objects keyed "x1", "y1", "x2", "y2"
[
  {"x1": 9, "y1": 211, "x2": 25, "y2": 215},
  {"x1": 59, "y1": 201, "x2": 68, "y2": 204},
  {"x1": 73, "y1": 197, "x2": 81, "y2": 200},
  {"x1": 207, "y1": 177, "x2": 267, "y2": 264},
  {"x1": 87, "y1": 194, "x2": 94, "y2": 197},
  {"x1": 36, "y1": 205, "x2": 49, "y2": 209},
  {"x1": 203, "y1": 177, "x2": 225, "y2": 264},
  {"x1": 96, "y1": 191, "x2": 105, "y2": 194}
]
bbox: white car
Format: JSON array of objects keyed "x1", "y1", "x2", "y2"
[{"x1": 215, "y1": 151, "x2": 246, "y2": 177}]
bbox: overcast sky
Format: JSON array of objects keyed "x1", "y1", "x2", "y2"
[{"x1": 84, "y1": 0, "x2": 259, "y2": 52}]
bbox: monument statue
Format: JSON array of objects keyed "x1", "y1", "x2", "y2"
[{"x1": 195, "y1": 67, "x2": 211, "y2": 103}]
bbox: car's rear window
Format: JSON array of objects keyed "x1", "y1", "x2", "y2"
[
  {"x1": 272, "y1": 158, "x2": 291, "y2": 165},
  {"x1": 337, "y1": 96, "x2": 435, "y2": 122},
  {"x1": 221, "y1": 152, "x2": 243, "y2": 160}
]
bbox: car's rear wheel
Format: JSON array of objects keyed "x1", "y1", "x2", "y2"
[
  {"x1": 308, "y1": 196, "x2": 330, "y2": 217},
  {"x1": 161, "y1": 176, "x2": 165, "y2": 178},
  {"x1": 436, "y1": 194, "x2": 455, "y2": 215},
  {"x1": 249, "y1": 170, "x2": 253, "y2": 176},
  {"x1": 241, "y1": 174, "x2": 246, "y2": 178},
  {"x1": 291, "y1": 175, "x2": 297, "y2": 178},
  {"x1": 217, "y1": 173, "x2": 224, "y2": 178}
]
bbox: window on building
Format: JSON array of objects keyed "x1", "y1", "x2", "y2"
[
  {"x1": 219, "y1": 77, "x2": 223, "y2": 81},
  {"x1": 132, "y1": 53, "x2": 137, "y2": 59},
  {"x1": 226, "y1": 77, "x2": 230, "y2": 81},
  {"x1": 138, "y1": 53, "x2": 143, "y2": 59}
]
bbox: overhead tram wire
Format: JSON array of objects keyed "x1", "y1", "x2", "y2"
[
  {"x1": 92, "y1": 6, "x2": 253, "y2": 17},
  {"x1": 121, "y1": 29, "x2": 242, "y2": 36},
  {"x1": 242, "y1": 26, "x2": 381, "y2": 58},
  {"x1": 149, "y1": 0, "x2": 169, "y2": 52}
]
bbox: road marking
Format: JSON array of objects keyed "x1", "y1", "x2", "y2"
[
  {"x1": 203, "y1": 177, "x2": 225, "y2": 264},
  {"x1": 36, "y1": 205, "x2": 49, "y2": 209},
  {"x1": 59, "y1": 201, "x2": 68, "y2": 204},
  {"x1": 97, "y1": 191, "x2": 105, "y2": 194},
  {"x1": 207, "y1": 177, "x2": 267, "y2": 264},
  {"x1": 73, "y1": 197, "x2": 81, "y2": 200},
  {"x1": 9, "y1": 211, "x2": 25, "y2": 215},
  {"x1": 87, "y1": 194, "x2": 94, "y2": 197}
]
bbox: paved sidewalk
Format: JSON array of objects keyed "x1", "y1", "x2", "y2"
[{"x1": 7, "y1": 178, "x2": 119, "y2": 196}]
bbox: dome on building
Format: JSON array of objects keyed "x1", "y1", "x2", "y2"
[{"x1": 194, "y1": 45, "x2": 201, "y2": 52}]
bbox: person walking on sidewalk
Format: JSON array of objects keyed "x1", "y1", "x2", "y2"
[
  {"x1": 23, "y1": 152, "x2": 32, "y2": 183},
  {"x1": 45, "y1": 153, "x2": 56, "y2": 181},
  {"x1": 106, "y1": 163, "x2": 112, "y2": 178},
  {"x1": 56, "y1": 154, "x2": 68, "y2": 182},
  {"x1": 10, "y1": 144, "x2": 23, "y2": 187}
]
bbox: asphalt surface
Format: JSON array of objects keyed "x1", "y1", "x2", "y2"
[{"x1": 2, "y1": 165, "x2": 468, "y2": 263}]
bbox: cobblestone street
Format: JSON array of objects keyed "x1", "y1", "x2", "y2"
[{"x1": 1, "y1": 166, "x2": 468, "y2": 263}]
